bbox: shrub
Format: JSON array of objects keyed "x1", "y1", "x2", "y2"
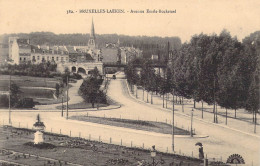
[
  {"x1": 17, "y1": 98, "x2": 35, "y2": 108},
  {"x1": 0, "y1": 95, "x2": 9, "y2": 107}
]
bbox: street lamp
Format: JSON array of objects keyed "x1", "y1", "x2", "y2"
[
  {"x1": 8, "y1": 73, "x2": 12, "y2": 125},
  {"x1": 61, "y1": 94, "x2": 64, "y2": 117},
  {"x1": 66, "y1": 75, "x2": 69, "y2": 120}
]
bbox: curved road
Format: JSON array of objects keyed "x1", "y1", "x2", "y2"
[{"x1": 0, "y1": 72, "x2": 259, "y2": 165}]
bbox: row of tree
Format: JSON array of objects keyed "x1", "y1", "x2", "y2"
[
  {"x1": 125, "y1": 30, "x2": 259, "y2": 125},
  {"x1": 0, "y1": 62, "x2": 58, "y2": 78}
]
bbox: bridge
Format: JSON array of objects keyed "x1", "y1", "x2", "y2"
[
  {"x1": 57, "y1": 62, "x2": 167, "y2": 75},
  {"x1": 58, "y1": 62, "x2": 103, "y2": 75},
  {"x1": 103, "y1": 62, "x2": 167, "y2": 68}
]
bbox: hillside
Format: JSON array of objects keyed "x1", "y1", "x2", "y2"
[{"x1": 0, "y1": 32, "x2": 182, "y2": 59}]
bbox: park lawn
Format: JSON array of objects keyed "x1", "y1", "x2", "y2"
[
  {"x1": 70, "y1": 116, "x2": 190, "y2": 135},
  {"x1": 0, "y1": 74, "x2": 74, "y2": 106},
  {"x1": 0, "y1": 75, "x2": 59, "y2": 91},
  {"x1": 0, "y1": 126, "x2": 203, "y2": 166},
  {"x1": 21, "y1": 88, "x2": 54, "y2": 99},
  {"x1": 56, "y1": 101, "x2": 108, "y2": 110}
]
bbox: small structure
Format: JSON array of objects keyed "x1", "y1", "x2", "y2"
[{"x1": 33, "y1": 114, "x2": 45, "y2": 144}]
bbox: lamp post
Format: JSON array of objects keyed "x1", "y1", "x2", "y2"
[
  {"x1": 66, "y1": 75, "x2": 69, "y2": 120},
  {"x1": 191, "y1": 108, "x2": 194, "y2": 137},
  {"x1": 172, "y1": 89, "x2": 175, "y2": 151},
  {"x1": 61, "y1": 94, "x2": 64, "y2": 117},
  {"x1": 9, "y1": 74, "x2": 11, "y2": 125}
]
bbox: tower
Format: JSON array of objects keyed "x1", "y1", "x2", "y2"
[{"x1": 88, "y1": 18, "x2": 96, "y2": 49}]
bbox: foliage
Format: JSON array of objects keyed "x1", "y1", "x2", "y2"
[
  {"x1": 0, "y1": 95, "x2": 9, "y2": 107},
  {"x1": 125, "y1": 30, "x2": 260, "y2": 114},
  {"x1": 0, "y1": 83, "x2": 35, "y2": 108},
  {"x1": 79, "y1": 69, "x2": 106, "y2": 108},
  {"x1": 17, "y1": 98, "x2": 35, "y2": 108},
  {"x1": 0, "y1": 32, "x2": 182, "y2": 59},
  {"x1": 55, "y1": 83, "x2": 60, "y2": 98},
  {"x1": 0, "y1": 62, "x2": 58, "y2": 78}
]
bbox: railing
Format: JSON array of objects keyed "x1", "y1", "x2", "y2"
[{"x1": 0, "y1": 120, "x2": 204, "y2": 161}]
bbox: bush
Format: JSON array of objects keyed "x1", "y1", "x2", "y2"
[
  {"x1": 24, "y1": 142, "x2": 56, "y2": 149},
  {"x1": 17, "y1": 98, "x2": 35, "y2": 108},
  {"x1": 71, "y1": 73, "x2": 82, "y2": 80},
  {"x1": 0, "y1": 95, "x2": 9, "y2": 107}
]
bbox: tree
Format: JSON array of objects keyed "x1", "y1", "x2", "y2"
[
  {"x1": 10, "y1": 83, "x2": 22, "y2": 107},
  {"x1": 55, "y1": 83, "x2": 60, "y2": 98},
  {"x1": 79, "y1": 75, "x2": 105, "y2": 108},
  {"x1": 0, "y1": 95, "x2": 9, "y2": 108},
  {"x1": 89, "y1": 67, "x2": 101, "y2": 79}
]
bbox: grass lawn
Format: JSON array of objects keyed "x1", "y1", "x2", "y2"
[
  {"x1": 0, "y1": 75, "x2": 74, "y2": 106},
  {"x1": 70, "y1": 116, "x2": 190, "y2": 135},
  {"x1": 21, "y1": 88, "x2": 54, "y2": 99},
  {"x1": 0, "y1": 75, "x2": 59, "y2": 91},
  {"x1": 56, "y1": 101, "x2": 108, "y2": 110},
  {"x1": 0, "y1": 126, "x2": 205, "y2": 166}
]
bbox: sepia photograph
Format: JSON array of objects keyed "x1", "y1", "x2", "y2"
[{"x1": 0, "y1": 0, "x2": 259, "y2": 165}]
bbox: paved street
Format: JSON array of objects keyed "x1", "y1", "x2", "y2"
[{"x1": 0, "y1": 72, "x2": 260, "y2": 165}]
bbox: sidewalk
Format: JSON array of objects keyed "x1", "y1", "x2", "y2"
[{"x1": 131, "y1": 85, "x2": 260, "y2": 137}]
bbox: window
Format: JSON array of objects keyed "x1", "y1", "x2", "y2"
[
  {"x1": 37, "y1": 56, "x2": 40, "y2": 60},
  {"x1": 56, "y1": 57, "x2": 59, "y2": 61},
  {"x1": 24, "y1": 58, "x2": 26, "y2": 61},
  {"x1": 47, "y1": 56, "x2": 49, "y2": 61},
  {"x1": 61, "y1": 57, "x2": 64, "y2": 61},
  {"x1": 32, "y1": 56, "x2": 35, "y2": 60},
  {"x1": 52, "y1": 57, "x2": 54, "y2": 61},
  {"x1": 20, "y1": 57, "x2": 22, "y2": 61}
]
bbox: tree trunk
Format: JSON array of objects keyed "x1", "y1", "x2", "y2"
[
  {"x1": 142, "y1": 88, "x2": 144, "y2": 101},
  {"x1": 175, "y1": 95, "x2": 178, "y2": 104},
  {"x1": 226, "y1": 108, "x2": 227, "y2": 125},
  {"x1": 253, "y1": 110, "x2": 255, "y2": 123},
  {"x1": 194, "y1": 100, "x2": 196, "y2": 108},
  {"x1": 151, "y1": 91, "x2": 153, "y2": 104},
  {"x1": 179, "y1": 97, "x2": 181, "y2": 104},
  {"x1": 182, "y1": 97, "x2": 184, "y2": 112},
  {"x1": 235, "y1": 109, "x2": 237, "y2": 119},
  {"x1": 163, "y1": 94, "x2": 165, "y2": 108},
  {"x1": 147, "y1": 91, "x2": 149, "y2": 103},
  {"x1": 135, "y1": 85, "x2": 138, "y2": 98},
  {"x1": 216, "y1": 104, "x2": 218, "y2": 123},
  {"x1": 202, "y1": 101, "x2": 204, "y2": 119},
  {"x1": 213, "y1": 102, "x2": 216, "y2": 123},
  {"x1": 166, "y1": 93, "x2": 168, "y2": 108}
]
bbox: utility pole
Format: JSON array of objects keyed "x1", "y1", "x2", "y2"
[
  {"x1": 191, "y1": 109, "x2": 194, "y2": 137},
  {"x1": 9, "y1": 74, "x2": 11, "y2": 125},
  {"x1": 172, "y1": 89, "x2": 175, "y2": 152},
  {"x1": 254, "y1": 110, "x2": 257, "y2": 133},
  {"x1": 66, "y1": 75, "x2": 69, "y2": 120},
  {"x1": 213, "y1": 78, "x2": 216, "y2": 123},
  {"x1": 61, "y1": 96, "x2": 64, "y2": 117}
]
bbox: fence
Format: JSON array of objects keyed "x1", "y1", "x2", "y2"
[{"x1": 0, "y1": 120, "x2": 204, "y2": 161}]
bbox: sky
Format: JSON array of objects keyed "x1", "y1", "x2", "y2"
[{"x1": 0, "y1": 0, "x2": 259, "y2": 43}]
